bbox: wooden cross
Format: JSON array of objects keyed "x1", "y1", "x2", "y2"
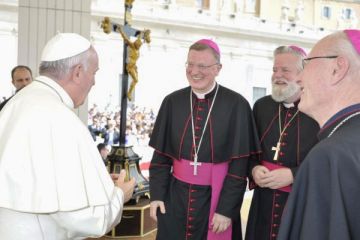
[
  {"x1": 271, "y1": 142, "x2": 281, "y2": 161},
  {"x1": 190, "y1": 155, "x2": 202, "y2": 175}
]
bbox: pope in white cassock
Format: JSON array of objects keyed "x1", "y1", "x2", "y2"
[{"x1": 0, "y1": 33, "x2": 136, "y2": 239}]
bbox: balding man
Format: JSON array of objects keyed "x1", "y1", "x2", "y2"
[{"x1": 278, "y1": 29, "x2": 360, "y2": 240}]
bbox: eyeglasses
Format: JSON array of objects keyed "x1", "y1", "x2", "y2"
[
  {"x1": 185, "y1": 62, "x2": 219, "y2": 71},
  {"x1": 302, "y1": 56, "x2": 338, "y2": 68}
]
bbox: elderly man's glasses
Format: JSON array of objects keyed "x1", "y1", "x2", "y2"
[
  {"x1": 302, "y1": 56, "x2": 338, "y2": 68},
  {"x1": 185, "y1": 62, "x2": 219, "y2": 71}
]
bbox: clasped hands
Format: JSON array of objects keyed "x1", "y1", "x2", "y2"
[
  {"x1": 150, "y1": 201, "x2": 231, "y2": 233},
  {"x1": 252, "y1": 165, "x2": 293, "y2": 189}
]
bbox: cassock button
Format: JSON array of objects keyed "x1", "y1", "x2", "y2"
[
  {"x1": 275, "y1": 203, "x2": 280, "y2": 207},
  {"x1": 283, "y1": 132, "x2": 288, "y2": 136},
  {"x1": 275, "y1": 193, "x2": 281, "y2": 197},
  {"x1": 190, "y1": 199, "x2": 196, "y2": 203},
  {"x1": 188, "y1": 225, "x2": 193, "y2": 229},
  {"x1": 190, "y1": 189, "x2": 197, "y2": 193},
  {"x1": 287, "y1": 113, "x2": 292, "y2": 117},
  {"x1": 189, "y1": 208, "x2": 195, "y2": 211},
  {"x1": 198, "y1": 107, "x2": 204, "y2": 111},
  {"x1": 279, "y1": 152, "x2": 285, "y2": 156},
  {"x1": 281, "y1": 142, "x2": 287, "y2": 146},
  {"x1": 274, "y1": 214, "x2": 279, "y2": 218},
  {"x1": 187, "y1": 233, "x2": 193, "y2": 237},
  {"x1": 272, "y1": 233, "x2": 277, "y2": 238},
  {"x1": 273, "y1": 224, "x2": 278, "y2": 227},
  {"x1": 188, "y1": 217, "x2": 194, "y2": 221},
  {"x1": 196, "y1": 117, "x2": 202, "y2": 121}
]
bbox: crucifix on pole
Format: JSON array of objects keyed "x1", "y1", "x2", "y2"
[
  {"x1": 101, "y1": 7, "x2": 150, "y2": 145},
  {"x1": 100, "y1": 0, "x2": 151, "y2": 203}
]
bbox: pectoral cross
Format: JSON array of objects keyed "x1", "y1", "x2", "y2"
[
  {"x1": 271, "y1": 142, "x2": 281, "y2": 161},
  {"x1": 190, "y1": 155, "x2": 202, "y2": 175}
]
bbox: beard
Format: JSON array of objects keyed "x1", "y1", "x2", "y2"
[{"x1": 271, "y1": 79, "x2": 301, "y2": 103}]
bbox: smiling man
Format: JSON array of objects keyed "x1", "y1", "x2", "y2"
[
  {"x1": 246, "y1": 46, "x2": 319, "y2": 240},
  {"x1": 149, "y1": 39, "x2": 260, "y2": 240},
  {"x1": 278, "y1": 29, "x2": 360, "y2": 240}
]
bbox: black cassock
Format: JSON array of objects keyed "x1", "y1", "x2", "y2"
[
  {"x1": 278, "y1": 105, "x2": 360, "y2": 240},
  {"x1": 149, "y1": 84, "x2": 260, "y2": 240},
  {"x1": 245, "y1": 96, "x2": 319, "y2": 240}
]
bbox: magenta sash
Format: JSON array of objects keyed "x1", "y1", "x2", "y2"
[
  {"x1": 173, "y1": 158, "x2": 231, "y2": 240},
  {"x1": 261, "y1": 160, "x2": 292, "y2": 192}
]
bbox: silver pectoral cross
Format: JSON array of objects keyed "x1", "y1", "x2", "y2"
[
  {"x1": 190, "y1": 155, "x2": 202, "y2": 175},
  {"x1": 271, "y1": 142, "x2": 281, "y2": 161}
]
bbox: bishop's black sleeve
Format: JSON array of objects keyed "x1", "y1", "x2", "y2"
[
  {"x1": 290, "y1": 166, "x2": 299, "y2": 178},
  {"x1": 247, "y1": 153, "x2": 261, "y2": 190},
  {"x1": 215, "y1": 95, "x2": 261, "y2": 219},
  {"x1": 215, "y1": 157, "x2": 249, "y2": 219},
  {"x1": 149, "y1": 151, "x2": 172, "y2": 202},
  {"x1": 247, "y1": 99, "x2": 263, "y2": 190}
]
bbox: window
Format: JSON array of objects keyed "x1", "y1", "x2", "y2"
[
  {"x1": 253, "y1": 87, "x2": 266, "y2": 104},
  {"x1": 245, "y1": 0, "x2": 256, "y2": 13},
  {"x1": 343, "y1": 8, "x2": 353, "y2": 20},
  {"x1": 196, "y1": 0, "x2": 210, "y2": 10},
  {"x1": 322, "y1": 6, "x2": 331, "y2": 19}
]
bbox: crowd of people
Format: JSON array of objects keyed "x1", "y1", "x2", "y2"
[{"x1": 88, "y1": 103, "x2": 156, "y2": 148}]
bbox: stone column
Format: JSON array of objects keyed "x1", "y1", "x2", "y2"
[
  {"x1": 210, "y1": 0, "x2": 221, "y2": 20},
  {"x1": 18, "y1": 0, "x2": 91, "y2": 123}
]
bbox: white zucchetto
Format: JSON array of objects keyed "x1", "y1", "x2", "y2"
[{"x1": 41, "y1": 33, "x2": 91, "y2": 62}]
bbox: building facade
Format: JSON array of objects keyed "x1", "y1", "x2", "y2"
[{"x1": 0, "y1": 0, "x2": 359, "y2": 112}]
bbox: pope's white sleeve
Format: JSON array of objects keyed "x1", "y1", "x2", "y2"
[{"x1": 50, "y1": 187, "x2": 124, "y2": 239}]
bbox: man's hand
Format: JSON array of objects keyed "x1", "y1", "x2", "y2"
[
  {"x1": 252, "y1": 165, "x2": 270, "y2": 187},
  {"x1": 211, "y1": 213, "x2": 231, "y2": 234},
  {"x1": 150, "y1": 200, "x2": 166, "y2": 222},
  {"x1": 260, "y1": 168, "x2": 293, "y2": 189},
  {"x1": 114, "y1": 170, "x2": 136, "y2": 203}
]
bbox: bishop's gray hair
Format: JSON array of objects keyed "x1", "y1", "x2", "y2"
[
  {"x1": 39, "y1": 47, "x2": 92, "y2": 81},
  {"x1": 273, "y1": 46, "x2": 306, "y2": 72}
]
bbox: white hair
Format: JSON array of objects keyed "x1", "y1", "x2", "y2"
[
  {"x1": 39, "y1": 47, "x2": 92, "y2": 81},
  {"x1": 323, "y1": 31, "x2": 360, "y2": 77},
  {"x1": 273, "y1": 46, "x2": 305, "y2": 72}
]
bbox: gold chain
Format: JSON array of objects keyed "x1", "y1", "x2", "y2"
[
  {"x1": 278, "y1": 104, "x2": 299, "y2": 141},
  {"x1": 272, "y1": 104, "x2": 299, "y2": 161}
]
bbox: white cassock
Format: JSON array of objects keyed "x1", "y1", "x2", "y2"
[{"x1": 0, "y1": 76, "x2": 124, "y2": 240}]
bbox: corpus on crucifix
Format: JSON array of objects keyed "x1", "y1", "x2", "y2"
[{"x1": 119, "y1": 27, "x2": 151, "y2": 101}]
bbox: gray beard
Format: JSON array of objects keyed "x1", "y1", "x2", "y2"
[{"x1": 271, "y1": 81, "x2": 301, "y2": 103}]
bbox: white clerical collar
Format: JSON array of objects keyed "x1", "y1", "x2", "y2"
[
  {"x1": 192, "y1": 82, "x2": 217, "y2": 99},
  {"x1": 283, "y1": 102, "x2": 295, "y2": 108},
  {"x1": 36, "y1": 76, "x2": 74, "y2": 109}
]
